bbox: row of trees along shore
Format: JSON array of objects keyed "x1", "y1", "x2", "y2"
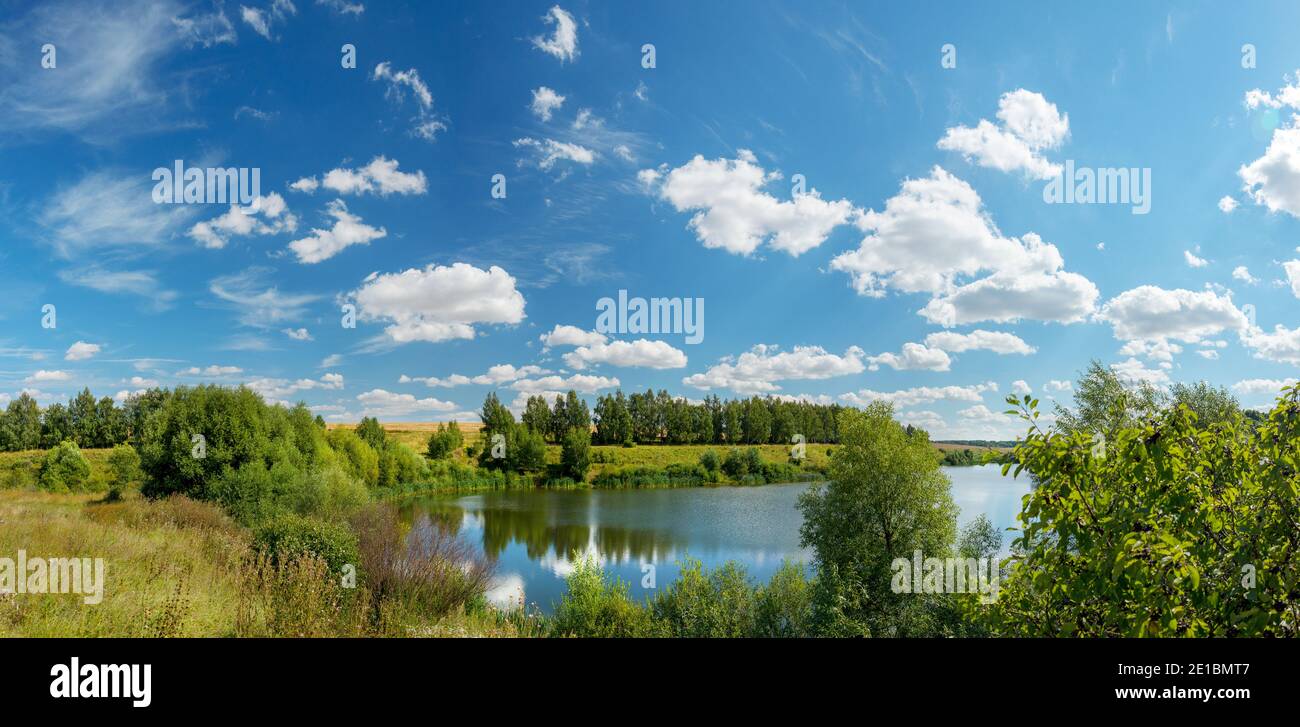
[
  {"x1": 516, "y1": 390, "x2": 845, "y2": 446},
  {"x1": 4, "y1": 377, "x2": 1258, "y2": 457},
  {"x1": 0, "y1": 387, "x2": 848, "y2": 455}
]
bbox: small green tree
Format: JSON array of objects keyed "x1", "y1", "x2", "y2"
[
  {"x1": 798, "y1": 403, "x2": 957, "y2": 636},
  {"x1": 561, "y1": 427, "x2": 592, "y2": 481},
  {"x1": 698, "y1": 450, "x2": 721, "y2": 474},
  {"x1": 106, "y1": 443, "x2": 143, "y2": 500},
  {"x1": 720, "y1": 447, "x2": 748, "y2": 478},
  {"x1": 39, "y1": 440, "x2": 92, "y2": 492},
  {"x1": 522, "y1": 396, "x2": 553, "y2": 440},
  {"x1": 354, "y1": 416, "x2": 386, "y2": 451},
  {"x1": 957, "y1": 514, "x2": 1001, "y2": 559},
  {"x1": 1169, "y1": 381, "x2": 1241, "y2": 428},
  {"x1": 507, "y1": 426, "x2": 547, "y2": 473},
  {"x1": 425, "y1": 421, "x2": 464, "y2": 460}
]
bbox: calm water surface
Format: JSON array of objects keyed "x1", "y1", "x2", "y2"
[{"x1": 400, "y1": 464, "x2": 1031, "y2": 613}]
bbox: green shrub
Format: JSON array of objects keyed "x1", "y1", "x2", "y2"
[
  {"x1": 378, "y1": 441, "x2": 428, "y2": 488},
  {"x1": 38, "y1": 440, "x2": 92, "y2": 492},
  {"x1": 105, "y1": 444, "x2": 142, "y2": 500},
  {"x1": 754, "y1": 561, "x2": 814, "y2": 637},
  {"x1": 506, "y1": 426, "x2": 547, "y2": 473},
  {"x1": 721, "y1": 448, "x2": 749, "y2": 478},
  {"x1": 550, "y1": 555, "x2": 655, "y2": 637},
  {"x1": 425, "y1": 422, "x2": 464, "y2": 460},
  {"x1": 287, "y1": 464, "x2": 369, "y2": 519},
  {"x1": 253, "y1": 513, "x2": 360, "y2": 574},
  {"x1": 651, "y1": 558, "x2": 756, "y2": 637},
  {"x1": 698, "y1": 449, "x2": 720, "y2": 473},
  {"x1": 982, "y1": 388, "x2": 1300, "y2": 637},
  {"x1": 326, "y1": 428, "x2": 379, "y2": 487}
]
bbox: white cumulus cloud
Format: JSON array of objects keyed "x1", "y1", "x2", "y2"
[{"x1": 350, "y1": 263, "x2": 526, "y2": 344}]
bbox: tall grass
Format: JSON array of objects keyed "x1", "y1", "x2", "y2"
[{"x1": 0, "y1": 490, "x2": 521, "y2": 638}]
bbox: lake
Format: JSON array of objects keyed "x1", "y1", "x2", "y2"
[{"x1": 399, "y1": 464, "x2": 1032, "y2": 613}]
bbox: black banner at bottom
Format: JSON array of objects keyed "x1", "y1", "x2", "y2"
[{"x1": 0, "y1": 637, "x2": 1284, "y2": 715}]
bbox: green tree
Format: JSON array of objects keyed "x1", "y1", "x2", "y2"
[
  {"x1": 425, "y1": 421, "x2": 464, "y2": 460},
  {"x1": 40, "y1": 403, "x2": 73, "y2": 449},
  {"x1": 798, "y1": 403, "x2": 958, "y2": 636},
  {"x1": 1054, "y1": 360, "x2": 1164, "y2": 437},
  {"x1": 664, "y1": 397, "x2": 690, "y2": 443},
  {"x1": 354, "y1": 416, "x2": 386, "y2": 451},
  {"x1": 96, "y1": 396, "x2": 127, "y2": 447},
  {"x1": 560, "y1": 427, "x2": 592, "y2": 481},
  {"x1": 477, "y1": 392, "x2": 516, "y2": 469},
  {"x1": 1, "y1": 393, "x2": 42, "y2": 451},
  {"x1": 743, "y1": 397, "x2": 773, "y2": 444},
  {"x1": 479, "y1": 392, "x2": 514, "y2": 434},
  {"x1": 39, "y1": 440, "x2": 92, "y2": 492},
  {"x1": 564, "y1": 390, "x2": 590, "y2": 434},
  {"x1": 522, "y1": 395, "x2": 553, "y2": 439},
  {"x1": 122, "y1": 389, "x2": 169, "y2": 445},
  {"x1": 139, "y1": 385, "x2": 281, "y2": 500},
  {"x1": 327, "y1": 428, "x2": 380, "y2": 487},
  {"x1": 723, "y1": 400, "x2": 743, "y2": 443},
  {"x1": 106, "y1": 443, "x2": 143, "y2": 499},
  {"x1": 594, "y1": 392, "x2": 632, "y2": 445},
  {"x1": 957, "y1": 514, "x2": 1001, "y2": 559},
  {"x1": 1169, "y1": 381, "x2": 1240, "y2": 428},
  {"x1": 506, "y1": 425, "x2": 547, "y2": 473}
]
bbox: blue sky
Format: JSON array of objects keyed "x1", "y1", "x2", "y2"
[{"x1": 2, "y1": 0, "x2": 1299, "y2": 437}]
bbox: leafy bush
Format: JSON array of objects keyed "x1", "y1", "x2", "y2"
[
  {"x1": 698, "y1": 449, "x2": 720, "y2": 473},
  {"x1": 550, "y1": 555, "x2": 655, "y2": 637},
  {"x1": 721, "y1": 448, "x2": 749, "y2": 478},
  {"x1": 38, "y1": 440, "x2": 92, "y2": 492},
  {"x1": 651, "y1": 559, "x2": 756, "y2": 637},
  {"x1": 252, "y1": 513, "x2": 359, "y2": 574},
  {"x1": 940, "y1": 448, "x2": 979, "y2": 466},
  {"x1": 377, "y1": 440, "x2": 428, "y2": 488},
  {"x1": 754, "y1": 561, "x2": 814, "y2": 637},
  {"x1": 354, "y1": 416, "x2": 386, "y2": 451},
  {"x1": 591, "y1": 465, "x2": 707, "y2": 488},
  {"x1": 326, "y1": 428, "x2": 379, "y2": 487},
  {"x1": 105, "y1": 444, "x2": 142, "y2": 500},
  {"x1": 288, "y1": 464, "x2": 369, "y2": 519},
  {"x1": 425, "y1": 422, "x2": 464, "y2": 460},
  {"x1": 139, "y1": 386, "x2": 327, "y2": 502}
]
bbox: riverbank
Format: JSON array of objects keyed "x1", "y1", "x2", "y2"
[{"x1": 0, "y1": 488, "x2": 539, "y2": 637}]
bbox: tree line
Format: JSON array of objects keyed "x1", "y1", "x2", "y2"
[
  {"x1": 0, "y1": 388, "x2": 169, "y2": 452},
  {"x1": 512, "y1": 389, "x2": 845, "y2": 447}
]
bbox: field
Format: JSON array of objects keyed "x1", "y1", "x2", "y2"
[{"x1": 328, "y1": 422, "x2": 1005, "y2": 472}]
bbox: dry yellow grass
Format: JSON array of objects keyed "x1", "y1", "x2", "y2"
[{"x1": 0, "y1": 490, "x2": 248, "y2": 637}]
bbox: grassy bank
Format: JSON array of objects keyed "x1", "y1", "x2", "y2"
[{"x1": 0, "y1": 489, "x2": 538, "y2": 637}]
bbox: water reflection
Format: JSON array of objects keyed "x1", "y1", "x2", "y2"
[{"x1": 398, "y1": 465, "x2": 1030, "y2": 613}]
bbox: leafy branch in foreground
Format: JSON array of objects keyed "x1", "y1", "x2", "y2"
[{"x1": 980, "y1": 387, "x2": 1300, "y2": 636}]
